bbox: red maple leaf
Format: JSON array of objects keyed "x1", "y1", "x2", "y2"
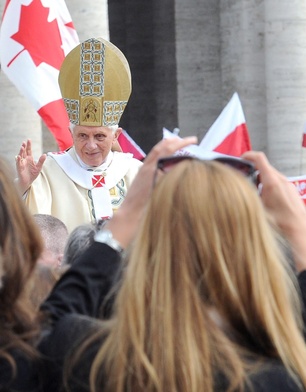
[{"x1": 9, "y1": 0, "x2": 65, "y2": 69}]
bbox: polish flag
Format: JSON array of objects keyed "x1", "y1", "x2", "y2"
[
  {"x1": 163, "y1": 127, "x2": 231, "y2": 159},
  {"x1": 118, "y1": 129, "x2": 146, "y2": 160},
  {"x1": 0, "y1": 0, "x2": 79, "y2": 151},
  {"x1": 199, "y1": 92, "x2": 252, "y2": 157}
]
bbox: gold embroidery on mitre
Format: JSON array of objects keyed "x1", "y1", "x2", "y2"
[
  {"x1": 64, "y1": 99, "x2": 79, "y2": 125},
  {"x1": 80, "y1": 40, "x2": 105, "y2": 97},
  {"x1": 81, "y1": 97, "x2": 102, "y2": 126},
  {"x1": 103, "y1": 101, "x2": 127, "y2": 126}
]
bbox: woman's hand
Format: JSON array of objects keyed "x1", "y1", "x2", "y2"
[
  {"x1": 105, "y1": 136, "x2": 198, "y2": 249},
  {"x1": 242, "y1": 151, "x2": 306, "y2": 272}
]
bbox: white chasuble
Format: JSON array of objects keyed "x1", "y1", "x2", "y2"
[{"x1": 25, "y1": 149, "x2": 142, "y2": 233}]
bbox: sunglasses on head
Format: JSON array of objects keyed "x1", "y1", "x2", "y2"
[{"x1": 155, "y1": 155, "x2": 259, "y2": 185}]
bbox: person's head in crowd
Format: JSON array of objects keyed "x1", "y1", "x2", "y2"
[
  {"x1": 62, "y1": 223, "x2": 96, "y2": 266},
  {"x1": 86, "y1": 157, "x2": 306, "y2": 391},
  {"x1": 59, "y1": 37, "x2": 131, "y2": 167},
  {"x1": 28, "y1": 264, "x2": 68, "y2": 310},
  {"x1": 0, "y1": 158, "x2": 43, "y2": 370},
  {"x1": 33, "y1": 214, "x2": 69, "y2": 268}
]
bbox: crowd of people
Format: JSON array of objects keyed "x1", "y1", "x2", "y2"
[
  {"x1": 2, "y1": 134, "x2": 306, "y2": 391},
  {"x1": 2, "y1": 36, "x2": 306, "y2": 392}
]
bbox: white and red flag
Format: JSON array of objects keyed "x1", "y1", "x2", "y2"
[
  {"x1": 118, "y1": 129, "x2": 146, "y2": 160},
  {"x1": 0, "y1": 0, "x2": 79, "y2": 151},
  {"x1": 163, "y1": 127, "x2": 230, "y2": 159},
  {"x1": 199, "y1": 92, "x2": 252, "y2": 157}
]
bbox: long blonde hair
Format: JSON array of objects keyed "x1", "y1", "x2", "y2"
[
  {"x1": 89, "y1": 160, "x2": 306, "y2": 391},
  {"x1": 0, "y1": 158, "x2": 44, "y2": 372}
]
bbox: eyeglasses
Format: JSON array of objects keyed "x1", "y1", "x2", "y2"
[{"x1": 155, "y1": 155, "x2": 259, "y2": 186}]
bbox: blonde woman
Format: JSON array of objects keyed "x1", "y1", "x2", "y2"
[
  {"x1": 40, "y1": 141, "x2": 306, "y2": 392},
  {"x1": 0, "y1": 158, "x2": 44, "y2": 390}
]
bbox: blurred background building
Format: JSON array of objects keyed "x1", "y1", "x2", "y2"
[{"x1": 1, "y1": 0, "x2": 306, "y2": 175}]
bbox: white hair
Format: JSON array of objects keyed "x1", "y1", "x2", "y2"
[
  {"x1": 108, "y1": 125, "x2": 119, "y2": 133},
  {"x1": 69, "y1": 122, "x2": 118, "y2": 134}
]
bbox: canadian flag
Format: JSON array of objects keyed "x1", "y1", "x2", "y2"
[
  {"x1": 118, "y1": 129, "x2": 146, "y2": 160},
  {"x1": 0, "y1": 0, "x2": 79, "y2": 151},
  {"x1": 199, "y1": 92, "x2": 252, "y2": 157}
]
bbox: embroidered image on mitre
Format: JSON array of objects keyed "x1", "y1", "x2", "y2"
[{"x1": 58, "y1": 37, "x2": 132, "y2": 127}]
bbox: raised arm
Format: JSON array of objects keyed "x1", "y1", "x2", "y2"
[
  {"x1": 15, "y1": 139, "x2": 47, "y2": 194},
  {"x1": 105, "y1": 136, "x2": 198, "y2": 249},
  {"x1": 242, "y1": 151, "x2": 306, "y2": 273}
]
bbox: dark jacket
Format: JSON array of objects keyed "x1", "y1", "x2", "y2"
[{"x1": 0, "y1": 242, "x2": 120, "y2": 392}]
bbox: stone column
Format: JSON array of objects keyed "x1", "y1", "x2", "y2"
[
  {"x1": 175, "y1": 0, "x2": 222, "y2": 140},
  {"x1": 220, "y1": 0, "x2": 267, "y2": 154},
  {"x1": 108, "y1": 0, "x2": 178, "y2": 152},
  {"x1": 0, "y1": 72, "x2": 42, "y2": 171},
  {"x1": 264, "y1": 0, "x2": 306, "y2": 175},
  {"x1": 65, "y1": 0, "x2": 109, "y2": 42}
]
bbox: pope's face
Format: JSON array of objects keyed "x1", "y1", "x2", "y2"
[{"x1": 72, "y1": 125, "x2": 120, "y2": 167}]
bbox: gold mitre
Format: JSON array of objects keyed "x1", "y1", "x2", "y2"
[{"x1": 58, "y1": 37, "x2": 131, "y2": 127}]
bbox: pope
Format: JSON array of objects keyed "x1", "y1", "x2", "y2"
[{"x1": 15, "y1": 37, "x2": 142, "y2": 233}]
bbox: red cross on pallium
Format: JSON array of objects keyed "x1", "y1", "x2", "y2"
[{"x1": 92, "y1": 175, "x2": 105, "y2": 188}]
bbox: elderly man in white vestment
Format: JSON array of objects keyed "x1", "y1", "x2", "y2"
[{"x1": 15, "y1": 37, "x2": 142, "y2": 233}]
